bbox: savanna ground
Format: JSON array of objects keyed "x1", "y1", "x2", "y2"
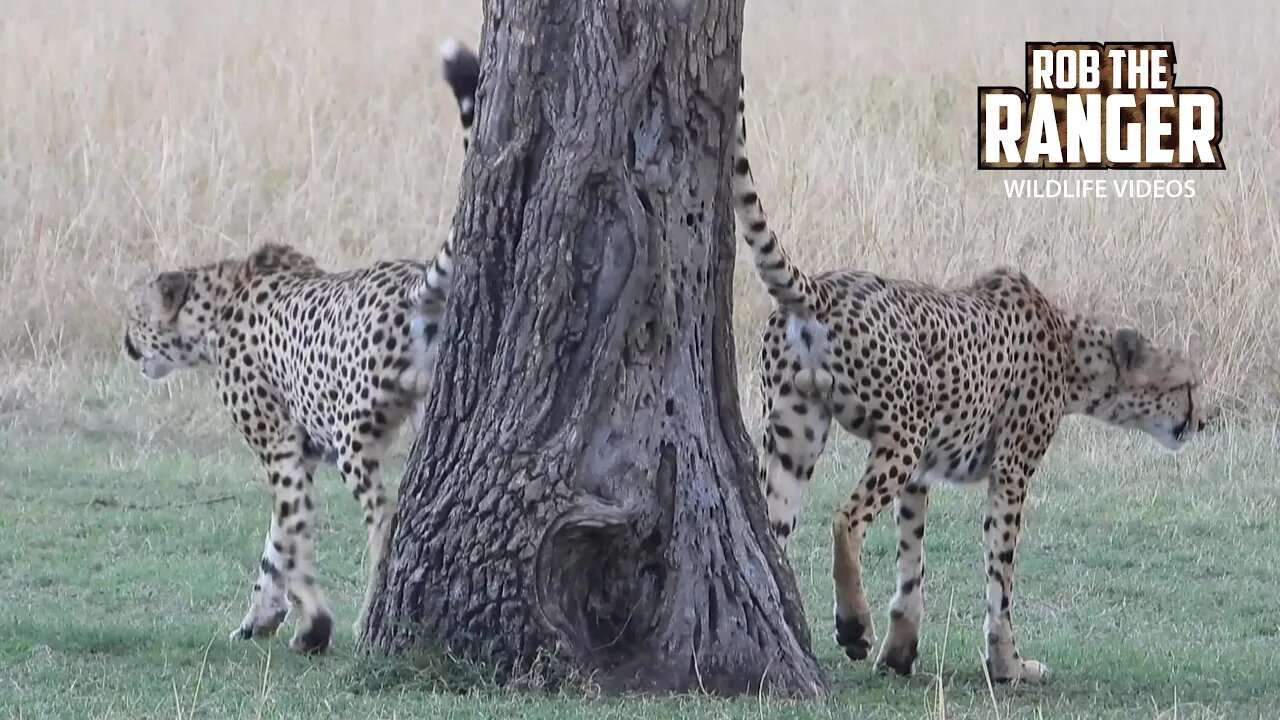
[{"x1": 1, "y1": 0, "x2": 1278, "y2": 718}]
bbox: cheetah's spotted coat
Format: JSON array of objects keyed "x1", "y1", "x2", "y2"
[
  {"x1": 732, "y1": 85, "x2": 1209, "y2": 682},
  {"x1": 122, "y1": 44, "x2": 480, "y2": 653}
]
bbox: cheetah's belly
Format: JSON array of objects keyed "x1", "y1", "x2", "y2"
[{"x1": 912, "y1": 422, "x2": 1000, "y2": 487}]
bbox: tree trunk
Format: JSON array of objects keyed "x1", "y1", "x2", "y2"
[{"x1": 361, "y1": 0, "x2": 825, "y2": 697}]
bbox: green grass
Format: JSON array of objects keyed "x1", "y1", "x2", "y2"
[{"x1": 2, "y1": 371, "x2": 1278, "y2": 719}]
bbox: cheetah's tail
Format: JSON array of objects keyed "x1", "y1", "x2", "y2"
[
  {"x1": 441, "y1": 37, "x2": 480, "y2": 152},
  {"x1": 407, "y1": 38, "x2": 476, "y2": 317},
  {"x1": 733, "y1": 81, "x2": 831, "y2": 397},
  {"x1": 407, "y1": 245, "x2": 448, "y2": 391},
  {"x1": 414, "y1": 229, "x2": 455, "y2": 311},
  {"x1": 731, "y1": 80, "x2": 820, "y2": 320}
]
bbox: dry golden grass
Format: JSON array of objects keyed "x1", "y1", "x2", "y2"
[{"x1": 1, "y1": 0, "x2": 1275, "y2": 422}]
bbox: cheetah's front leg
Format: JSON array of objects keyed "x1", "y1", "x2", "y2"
[
  {"x1": 982, "y1": 464, "x2": 1049, "y2": 683},
  {"x1": 259, "y1": 445, "x2": 333, "y2": 654},
  {"x1": 232, "y1": 516, "x2": 292, "y2": 640},
  {"x1": 876, "y1": 484, "x2": 929, "y2": 676}
]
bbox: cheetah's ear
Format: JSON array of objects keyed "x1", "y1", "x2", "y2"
[
  {"x1": 1112, "y1": 327, "x2": 1150, "y2": 374},
  {"x1": 147, "y1": 271, "x2": 190, "y2": 323}
]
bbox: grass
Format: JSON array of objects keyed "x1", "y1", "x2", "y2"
[
  {"x1": 2, "y1": 371, "x2": 1278, "y2": 718},
  {"x1": 2, "y1": 0, "x2": 1278, "y2": 716}
]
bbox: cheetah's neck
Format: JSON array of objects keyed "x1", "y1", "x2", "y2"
[{"x1": 1061, "y1": 314, "x2": 1121, "y2": 417}]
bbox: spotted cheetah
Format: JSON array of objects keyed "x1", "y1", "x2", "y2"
[
  {"x1": 122, "y1": 47, "x2": 479, "y2": 654},
  {"x1": 731, "y1": 86, "x2": 1210, "y2": 682},
  {"x1": 124, "y1": 241, "x2": 452, "y2": 652}
]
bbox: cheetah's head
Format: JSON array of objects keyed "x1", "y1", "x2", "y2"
[
  {"x1": 123, "y1": 269, "x2": 217, "y2": 381},
  {"x1": 1082, "y1": 327, "x2": 1208, "y2": 452}
]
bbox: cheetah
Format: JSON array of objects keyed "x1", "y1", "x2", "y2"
[
  {"x1": 731, "y1": 85, "x2": 1210, "y2": 683},
  {"x1": 124, "y1": 243, "x2": 451, "y2": 653},
  {"x1": 121, "y1": 46, "x2": 480, "y2": 654}
]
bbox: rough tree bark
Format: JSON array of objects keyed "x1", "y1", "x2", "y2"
[{"x1": 362, "y1": 0, "x2": 825, "y2": 697}]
